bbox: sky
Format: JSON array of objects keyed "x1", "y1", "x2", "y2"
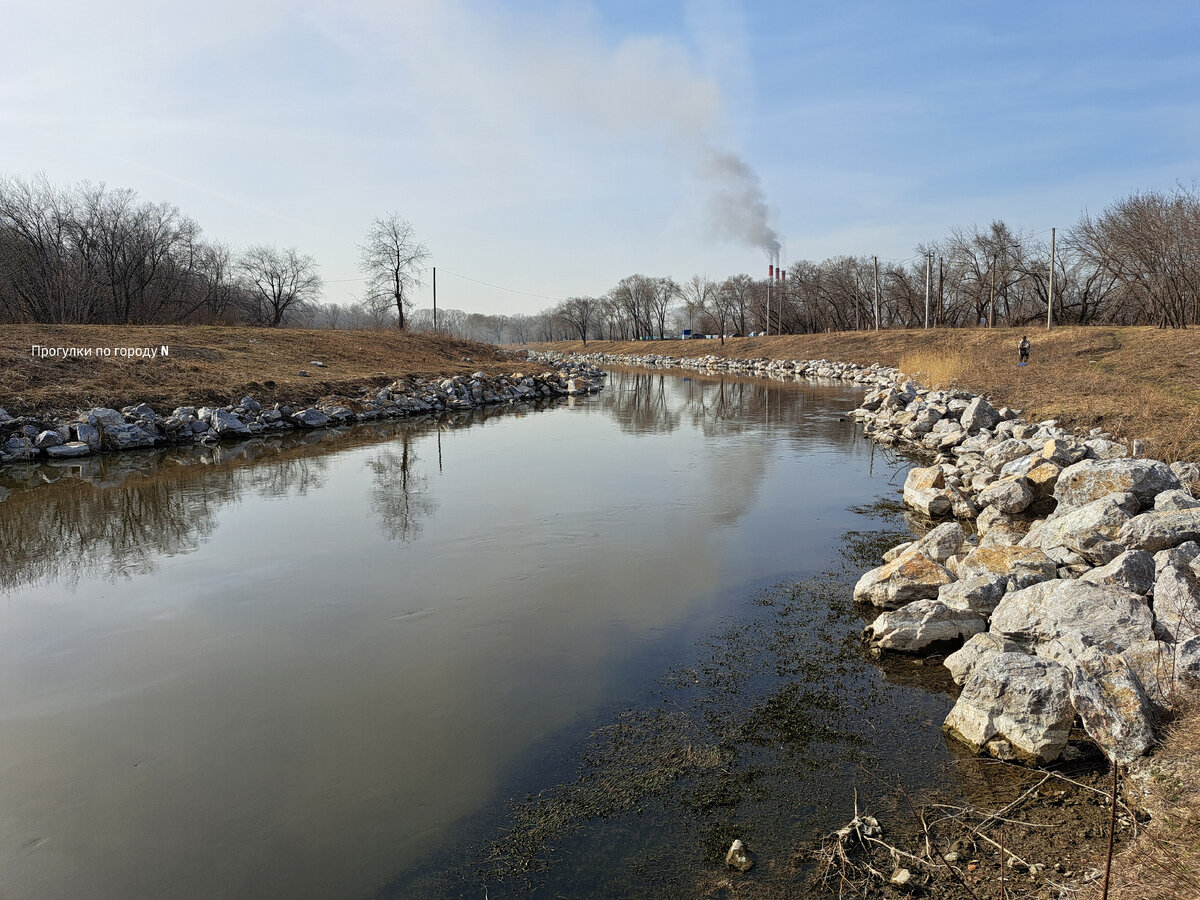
[{"x1": 3, "y1": 0, "x2": 1199, "y2": 316}]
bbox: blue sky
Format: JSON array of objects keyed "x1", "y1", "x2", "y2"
[{"x1": 3, "y1": 0, "x2": 1198, "y2": 315}]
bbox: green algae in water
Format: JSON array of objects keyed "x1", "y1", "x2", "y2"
[{"x1": 473, "y1": 567, "x2": 957, "y2": 898}]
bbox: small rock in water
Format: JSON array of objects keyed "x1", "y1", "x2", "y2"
[{"x1": 724, "y1": 838, "x2": 754, "y2": 872}]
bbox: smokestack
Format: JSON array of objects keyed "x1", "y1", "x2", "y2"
[
  {"x1": 780, "y1": 270, "x2": 785, "y2": 283},
  {"x1": 768, "y1": 264, "x2": 774, "y2": 279}
]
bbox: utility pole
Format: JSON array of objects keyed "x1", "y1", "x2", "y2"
[
  {"x1": 938, "y1": 257, "x2": 944, "y2": 327},
  {"x1": 924, "y1": 251, "x2": 932, "y2": 329},
  {"x1": 432, "y1": 266, "x2": 438, "y2": 331},
  {"x1": 1046, "y1": 227, "x2": 1056, "y2": 330},
  {"x1": 873, "y1": 255, "x2": 880, "y2": 331},
  {"x1": 988, "y1": 256, "x2": 996, "y2": 328}
]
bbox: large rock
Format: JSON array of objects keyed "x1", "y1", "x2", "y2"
[
  {"x1": 34, "y1": 429, "x2": 63, "y2": 449},
  {"x1": 990, "y1": 579, "x2": 1155, "y2": 650},
  {"x1": 1154, "y1": 542, "x2": 1200, "y2": 577},
  {"x1": 956, "y1": 545, "x2": 1058, "y2": 590},
  {"x1": 84, "y1": 407, "x2": 126, "y2": 428},
  {"x1": 938, "y1": 574, "x2": 1008, "y2": 616},
  {"x1": 1069, "y1": 646, "x2": 1157, "y2": 764},
  {"x1": 1118, "y1": 509, "x2": 1200, "y2": 553},
  {"x1": 944, "y1": 632, "x2": 1023, "y2": 685},
  {"x1": 864, "y1": 600, "x2": 986, "y2": 653},
  {"x1": 903, "y1": 465, "x2": 953, "y2": 517},
  {"x1": 1170, "y1": 461, "x2": 1200, "y2": 497},
  {"x1": 983, "y1": 439, "x2": 1034, "y2": 468},
  {"x1": 960, "y1": 396, "x2": 1001, "y2": 434},
  {"x1": 979, "y1": 478, "x2": 1034, "y2": 514},
  {"x1": 45, "y1": 441, "x2": 92, "y2": 459},
  {"x1": 853, "y1": 551, "x2": 956, "y2": 609},
  {"x1": 1079, "y1": 549, "x2": 1156, "y2": 595},
  {"x1": 1041, "y1": 437, "x2": 1089, "y2": 467},
  {"x1": 99, "y1": 423, "x2": 157, "y2": 450},
  {"x1": 1151, "y1": 564, "x2": 1200, "y2": 643},
  {"x1": 72, "y1": 422, "x2": 101, "y2": 450},
  {"x1": 912, "y1": 521, "x2": 966, "y2": 563},
  {"x1": 1025, "y1": 461, "x2": 1063, "y2": 500},
  {"x1": 1053, "y1": 458, "x2": 1181, "y2": 512},
  {"x1": 290, "y1": 408, "x2": 331, "y2": 428},
  {"x1": 1154, "y1": 489, "x2": 1200, "y2": 512},
  {"x1": 1022, "y1": 493, "x2": 1137, "y2": 564},
  {"x1": 943, "y1": 653, "x2": 1075, "y2": 764},
  {"x1": 210, "y1": 408, "x2": 251, "y2": 436}
]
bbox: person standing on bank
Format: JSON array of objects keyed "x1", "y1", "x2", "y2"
[{"x1": 1018, "y1": 335, "x2": 1030, "y2": 365}]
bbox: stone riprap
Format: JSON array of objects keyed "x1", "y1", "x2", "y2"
[
  {"x1": 0, "y1": 363, "x2": 605, "y2": 468},
  {"x1": 534, "y1": 347, "x2": 1200, "y2": 768}
]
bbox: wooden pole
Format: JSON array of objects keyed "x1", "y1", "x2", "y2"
[
  {"x1": 1047, "y1": 227, "x2": 1056, "y2": 330},
  {"x1": 432, "y1": 266, "x2": 438, "y2": 331}
]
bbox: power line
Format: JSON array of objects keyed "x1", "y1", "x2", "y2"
[
  {"x1": 322, "y1": 267, "x2": 565, "y2": 303},
  {"x1": 436, "y1": 267, "x2": 566, "y2": 303}
]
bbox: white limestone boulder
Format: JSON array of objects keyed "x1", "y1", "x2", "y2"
[
  {"x1": 1069, "y1": 645, "x2": 1157, "y2": 764},
  {"x1": 864, "y1": 600, "x2": 986, "y2": 653},
  {"x1": 943, "y1": 653, "x2": 1075, "y2": 764},
  {"x1": 1053, "y1": 458, "x2": 1181, "y2": 512},
  {"x1": 989, "y1": 579, "x2": 1155, "y2": 651},
  {"x1": 853, "y1": 551, "x2": 956, "y2": 609},
  {"x1": 944, "y1": 632, "x2": 1023, "y2": 686}
]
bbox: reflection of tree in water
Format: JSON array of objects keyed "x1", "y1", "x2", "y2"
[
  {"x1": 601, "y1": 371, "x2": 682, "y2": 435},
  {"x1": 0, "y1": 451, "x2": 340, "y2": 594},
  {"x1": 365, "y1": 430, "x2": 437, "y2": 542},
  {"x1": 605, "y1": 367, "x2": 859, "y2": 449},
  {"x1": 0, "y1": 402, "x2": 571, "y2": 595}
]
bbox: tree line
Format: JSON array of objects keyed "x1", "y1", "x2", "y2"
[
  {"x1": 519, "y1": 187, "x2": 1200, "y2": 344},
  {"x1": 3, "y1": 172, "x2": 1197, "y2": 334},
  {"x1": 0, "y1": 174, "x2": 426, "y2": 328}
]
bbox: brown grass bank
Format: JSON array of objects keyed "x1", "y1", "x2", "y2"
[
  {"x1": 0, "y1": 325, "x2": 539, "y2": 417},
  {"x1": 533, "y1": 326, "x2": 1200, "y2": 461}
]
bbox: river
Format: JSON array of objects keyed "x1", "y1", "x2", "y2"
[{"x1": 0, "y1": 367, "x2": 972, "y2": 899}]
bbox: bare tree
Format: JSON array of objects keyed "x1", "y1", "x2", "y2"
[
  {"x1": 557, "y1": 296, "x2": 597, "y2": 344},
  {"x1": 237, "y1": 244, "x2": 323, "y2": 326},
  {"x1": 359, "y1": 213, "x2": 429, "y2": 329},
  {"x1": 678, "y1": 274, "x2": 715, "y2": 334}
]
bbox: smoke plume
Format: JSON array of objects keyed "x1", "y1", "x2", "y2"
[{"x1": 704, "y1": 147, "x2": 781, "y2": 264}]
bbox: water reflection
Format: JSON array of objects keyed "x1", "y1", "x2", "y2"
[
  {"x1": 0, "y1": 403, "x2": 556, "y2": 594},
  {"x1": 366, "y1": 431, "x2": 435, "y2": 542},
  {"x1": 0, "y1": 370, "x2": 911, "y2": 900}
]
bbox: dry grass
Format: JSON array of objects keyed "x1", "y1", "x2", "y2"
[
  {"x1": 0, "y1": 324, "x2": 541, "y2": 417},
  {"x1": 534, "y1": 326, "x2": 1200, "y2": 460},
  {"x1": 1081, "y1": 699, "x2": 1200, "y2": 900}
]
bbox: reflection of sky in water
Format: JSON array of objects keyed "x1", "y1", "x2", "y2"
[{"x1": 0, "y1": 371, "x2": 908, "y2": 899}]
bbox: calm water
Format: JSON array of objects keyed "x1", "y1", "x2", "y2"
[{"x1": 0, "y1": 368, "x2": 957, "y2": 899}]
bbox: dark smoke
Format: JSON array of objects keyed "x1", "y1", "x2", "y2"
[{"x1": 704, "y1": 148, "x2": 781, "y2": 264}]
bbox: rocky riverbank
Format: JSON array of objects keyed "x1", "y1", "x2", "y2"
[
  {"x1": 0, "y1": 362, "x2": 605, "y2": 469},
  {"x1": 531, "y1": 348, "x2": 1200, "y2": 768}
]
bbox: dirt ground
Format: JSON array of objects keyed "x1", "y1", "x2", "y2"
[
  {"x1": 533, "y1": 326, "x2": 1200, "y2": 461},
  {"x1": 0, "y1": 325, "x2": 541, "y2": 417}
]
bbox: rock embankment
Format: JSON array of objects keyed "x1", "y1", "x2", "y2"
[
  {"x1": 525, "y1": 349, "x2": 901, "y2": 386},
  {"x1": 537, "y1": 347, "x2": 1200, "y2": 769},
  {"x1": 847, "y1": 379, "x2": 1200, "y2": 767},
  {"x1": 0, "y1": 363, "x2": 605, "y2": 468}
]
